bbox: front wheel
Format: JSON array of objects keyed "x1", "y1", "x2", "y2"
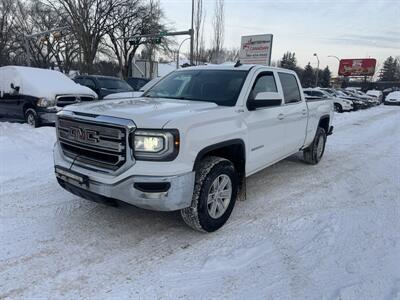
[
  {"x1": 303, "y1": 127, "x2": 327, "y2": 165},
  {"x1": 181, "y1": 156, "x2": 238, "y2": 232},
  {"x1": 25, "y1": 108, "x2": 40, "y2": 128}
]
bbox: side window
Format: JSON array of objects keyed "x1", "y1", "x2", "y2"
[
  {"x1": 278, "y1": 73, "x2": 301, "y2": 104},
  {"x1": 249, "y1": 72, "x2": 277, "y2": 100}
]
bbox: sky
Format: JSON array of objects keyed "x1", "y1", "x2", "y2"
[{"x1": 159, "y1": 0, "x2": 400, "y2": 75}]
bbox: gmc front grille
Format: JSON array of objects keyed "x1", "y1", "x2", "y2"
[{"x1": 57, "y1": 117, "x2": 128, "y2": 171}]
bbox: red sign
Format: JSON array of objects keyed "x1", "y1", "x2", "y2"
[{"x1": 338, "y1": 58, "x2": 376, "y2": 76}]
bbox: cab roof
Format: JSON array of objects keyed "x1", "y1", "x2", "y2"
[{"x1": 181, "y1": 63, "x2": 294, "y2": 73}]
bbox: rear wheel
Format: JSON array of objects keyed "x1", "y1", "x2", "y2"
[
  {"x1": 181, "y1": 156, "x2": 238, "y2": 232},
  {"x1": 25, "y1": 108, "x2": 40, "y2": 128},
  {"x1": 334, "y1": 103, "x2": 343, "y2": 113},
  {"x1": 303, "y1": 127, "x2": 327, "y2": 165}
]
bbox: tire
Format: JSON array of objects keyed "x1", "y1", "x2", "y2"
[
  {"x1": 181, "y1": 156, "x2": 238, "y2": 232},
  {"x1": 25, "y1": 108, "x2": 40, "y2": 128},
  {"x1": 334, "y1": 103, "x2": 343, "y2": 113},
  {"x1": 303, "y1": 127, "x2": 327, "y2": 165}
]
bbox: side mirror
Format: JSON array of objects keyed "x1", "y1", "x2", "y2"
[
  {"x1": 10, "y1": 83, "x2": 20, "y2": 93},
  {"x1": 248, "y1": 92, "x2": 282, "y2": 110}
]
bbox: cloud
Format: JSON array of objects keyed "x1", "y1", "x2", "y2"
[{"x1": 324, "y1": 33, "x2": 400, "y2": 49}]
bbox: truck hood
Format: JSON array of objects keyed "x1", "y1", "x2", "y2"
[{"x1": 64, "y1": 97, "x2": 219, "y2": 128}]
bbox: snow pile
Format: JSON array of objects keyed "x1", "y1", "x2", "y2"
[{"x1": 1, "y1": 106, "x2": 400, "y2": 299}]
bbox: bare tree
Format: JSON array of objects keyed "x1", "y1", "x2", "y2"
[
  {"x1": 105, "y1": 0, "x2": 172, "y2": 79},
  {"x1": 193, "y1": 0, "x2": 204, "y2": 64},
  {"x1": 47, "y1": 0, "x2": 131, "y2": 74},
  {"x1": 211, "y1": 0, "x2": 224, "y2": 63},
  {"x1": 0, "y1": 0, "x2": 16, "y2": 66}
]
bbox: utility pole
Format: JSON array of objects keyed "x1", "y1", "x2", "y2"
[
  {"x1": 313, "y1": 53, "x2": 320, "y2": 87},
  {"x1": 190, "y1": 0, "x2": 195, "y2": 65}
]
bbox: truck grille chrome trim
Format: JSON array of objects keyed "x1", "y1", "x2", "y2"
[
  {"x1": 56, "y1": 110, "x2": 136, "y2": 173},
  {"x1": 56, "y1": 95, "x2": 96, "y2": 107}
]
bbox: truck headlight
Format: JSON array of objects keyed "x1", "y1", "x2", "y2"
[
  {"x1": 37, "y1": 97, "x2": 56, "y2": 107},
  {"x1": 132, "y1": 129, "x2": 179, "y2": 161}
]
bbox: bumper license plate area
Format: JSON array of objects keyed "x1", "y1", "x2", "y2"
[{"x1": 55, "y1": 166, "x2": 89, "y2": 186}]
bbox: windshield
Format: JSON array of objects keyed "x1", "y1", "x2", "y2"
[
  {"x1": 139, "y1": 77, "x2": 162, "y2": 92},
  {"x1": 97, "y1": 78, "x2": 133, "y2": 91},
  {"x1": 336, "y1": 90, "x2": 348, "y2": 97},
  {"x1": 144, "y1": 70, "x2": 248, "y2": 106}
]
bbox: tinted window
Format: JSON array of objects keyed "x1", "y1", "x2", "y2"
[
  {"x1": 97, "y1": 78, "x2": 133, "y2": 90},
  {"x1": 144, "y1": 70, "x2": 248, "y2": 106},
  {"x1": 278, "y1": 73, "x2": 301, "y2": 104},
  {"x1": 303, "y1": 90, "x2": 313, "y2": 96},
  {"x1": 250, "y1": 72, "x2": 277, "y2": 99},
  {"x1": 84, "y1": 78, "x2": 96, "y2": 89}
]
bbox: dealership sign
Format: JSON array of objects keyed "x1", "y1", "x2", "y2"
[
  {"x1": 239, "y1": 34, "x2": 273, "y2": 65},
  {"x1": 338, "y1": 58, "x2": 377, "y2": 76}
]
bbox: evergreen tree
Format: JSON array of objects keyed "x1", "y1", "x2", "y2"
[
  {"x1": 320, "y1": 66, "x2": 331, "y2": 87},
  {"x1": 301, "y1": 63, "x2": 315, "y2": 88},
  {"x1": 280, "y1": 51, "x2": 297, "y2": 70},
  {"x1": 379, "y1": 56, "x2": 398, "y2": 81},
  {"x1": 395, "y1": 57, "x2": 400, "y2": 81}
]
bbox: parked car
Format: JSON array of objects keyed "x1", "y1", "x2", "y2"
[
  {"x1": 304, "y1": 88, "x2": 352, "y2": 113},
  {"x1": 74, "y1": 75, "x2": 133, "y2": 99},
  {"x1": 341, "y1": 89, "x2": 374, "y2": 108},
  {"x1": 384, "y1": 91, "x2": 400, "y2": 105},
  {"x1": 54, "y1": 64, "x2": 334, "y2": 232},
  {"x1": 103, "y1": 77, "x2": 163, "y2": 100},
  {"x1": 126, "y1": 77, "x2": 151, "y2": 91},
  {"x1": 320, "y1": 88, "x2": 365, "y2": 110},
  {"x1": 366, "y1": 90, "x2": 383, "y2": 103},
  {"x1": 345, "y1": 89, "x2": 379, "y2": 106},
  {"x1": 0, "y1": 66, "x2": 97, "y2": 127}
]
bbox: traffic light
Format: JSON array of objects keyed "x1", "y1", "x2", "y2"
[
  {"x1": 52, "y1": 31, "x2": 63, "y2": 40},
  {"x1": 40, "y1": 35, "x2": 49, "y2": 44}
]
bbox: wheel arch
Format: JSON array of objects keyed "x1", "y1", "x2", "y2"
[
  {"x1": 193, "y1": 139, "x2": 246, "y2": 186},
  {"x1": 318, "y1": 115, "x2": 330, "y2": 133}
]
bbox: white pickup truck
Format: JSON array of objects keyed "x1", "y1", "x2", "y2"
[{"x1": 54, "y1": 64, "x2": 334, "y2": 232}]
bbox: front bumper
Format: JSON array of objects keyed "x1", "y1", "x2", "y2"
[
  {"x1": 38, "y1": 107, "x2": 62, "y2": 123},
  {"x1": 56, "y1": 168, "x2": 195, "y2": 211},
  {"x1": 384, "y1": 100, "x2": 400, "y2": 105}
]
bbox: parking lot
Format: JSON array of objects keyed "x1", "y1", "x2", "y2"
[{"x1": 1, "y1": 105, "x2": 399, "y2": 299}]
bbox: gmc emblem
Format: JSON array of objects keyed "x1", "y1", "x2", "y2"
[{"x1": 68, "y1": 127, "x2": 100, "y2": 144}]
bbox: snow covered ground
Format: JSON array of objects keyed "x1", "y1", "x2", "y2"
[{"x1": 1, "y1": 106, "x2": 399, "y2": 299}]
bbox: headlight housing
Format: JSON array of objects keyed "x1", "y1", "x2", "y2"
[
  {"x1": 132, "y1": 129, "x2": 179, "y2": 161},
  {"x1": 37, "y1": 97, "x2": 56, "y2": 107}
]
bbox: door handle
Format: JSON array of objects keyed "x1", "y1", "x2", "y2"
[
  {"x1": 301, "y1": 109, "x2": 307, "y2": 116},
  {"x1": 277, "y1": 113, "x2": 285, "y2": 120}
]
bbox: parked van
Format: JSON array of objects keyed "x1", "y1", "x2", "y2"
[{"x1": 0, "y1": 66, "x2": 97, "y2": 127}]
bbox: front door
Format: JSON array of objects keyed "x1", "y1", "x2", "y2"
[{"x1": 244, "y1": 71, "x2": 287, "y2": 175}]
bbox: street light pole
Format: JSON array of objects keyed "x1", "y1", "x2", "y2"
[
  {"x1": 190, "y1": 0, "x2": 195, "y2": 65},
  {"x1": 177, "y1": 38, "x2": 191, "y2": 69},
  {"x1": 313, "y1": 53, "x2": 320, "y2": 87}
]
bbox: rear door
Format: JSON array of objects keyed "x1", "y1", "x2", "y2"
[
  {"x1": 277, "y1": 72, "x2": 308, "y2": 153},
  {"x1": 245, "y1": 70, "x2": 287, "y2": 174}
]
